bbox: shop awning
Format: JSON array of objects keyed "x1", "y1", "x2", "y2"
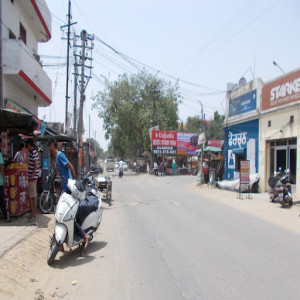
[
  {"x1": 232, "y1": 148, "x2": 246, "y2": 155},
  {"x1": 196, "y1": 146, "x2": 222, "y2": 153},
  {"x1": 0, "y1": 109, "x2": 38, "y2": 134}
]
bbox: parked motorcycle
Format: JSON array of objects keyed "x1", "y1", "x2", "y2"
[
  {"x1": 268, "y1": 169, "x2": 293, "y2": 207},
  {"x1": 39, "y1": 168, "x2": 61, "y2": 214},
  {"x1": 47, "y1": 178, "x2": 103, "y2": 265}
]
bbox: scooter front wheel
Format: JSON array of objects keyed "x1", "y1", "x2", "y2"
[
  {"x1": 47, "y1": 237, "x2": 59, "y2": 265},
  {"x1": 39, "y1": 191, "x2": 54, "y2": 214}
]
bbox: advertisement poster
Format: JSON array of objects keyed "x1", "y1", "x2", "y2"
[
  {"x1": 229, "y1": 90, "x2": 257, "y2": 117},
  {"x1": 224, "y1": 119, "x2": 259, "y2": 180},
  {"x1": 152, "y1": 130, "x2": 177, "y2": 155},
  {"x1": 240, "y1": 160, "x2": 250, "y2": 184},
  {"x1": 177, "y1": 133, "x2": 198, "y2": 155}
]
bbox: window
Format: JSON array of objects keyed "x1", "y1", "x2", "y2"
[
  {"x1": 19, "y1": 22, "x2": 26, "y2": 44},
  {"x1": 290, "y1": 115, "x2": 294, "y2": 123},
  {"x1": 268, "y1": 120, "x2": 271, "y2": 127},
  {"x1": 9, "y1": 29, "x2": 16, "y2": 39}
]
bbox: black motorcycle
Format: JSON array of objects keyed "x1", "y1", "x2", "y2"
[
  {"x1": 268, "y1": 170, "x2": 293, "y2": 208},
  {"x1": 39, "y1": 168, "x2": 61, "y2": 214},
  {"x1": 119, "y1": 168, "x2": 123, "y2": 178}
]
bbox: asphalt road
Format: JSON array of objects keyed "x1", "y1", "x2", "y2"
[
  {"x1": 74, "y1": 172, "x2": 300, "y2": 300},
  {"x1": 3, "y1": 172, "x2": 300, "y2": 300}
]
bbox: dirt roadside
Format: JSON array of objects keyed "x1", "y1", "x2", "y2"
[{"x1": 193, "y1": 183, "x2": 300, "y2": 235}]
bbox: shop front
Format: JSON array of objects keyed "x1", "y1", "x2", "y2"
[
  {"x1": 259, "y1": 68, "x2": 300, "y2": 198},
  {"x1": 0, "y1": 109, "x2": 38, "y2": 217}
]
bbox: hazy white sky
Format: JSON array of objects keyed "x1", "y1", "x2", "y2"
[{"x1": 38, "y1": 0, "x2": 300, "y2": 150}]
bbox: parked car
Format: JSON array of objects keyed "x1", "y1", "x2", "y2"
[
  {"x1": 114, "y1": 162, "x2": 119, "y2": 170},
  {"x1": 123, "y1": 162, "x2": 128, "y2": 171}
]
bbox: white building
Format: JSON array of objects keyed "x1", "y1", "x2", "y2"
[{"x1": 1, "y1": 0, "x2": 52, "y2": 116}]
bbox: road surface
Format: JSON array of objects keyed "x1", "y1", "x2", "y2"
[{"x1": 1, "y1": 172, "x2": 300, "y2": 299}]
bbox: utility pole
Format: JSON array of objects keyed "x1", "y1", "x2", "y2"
[
  {"x1": 198, "y1": 100, "x2": 204, "y2": 184},
  {"x1": 73, "y1": 33, "x2": 78, "y2": 138},
  {"x1": 74, "y1": 29, "x2": 94, "y2": 178},
  {"x1": 60, "y1": 0, "x2": 77, "y2": 134}
]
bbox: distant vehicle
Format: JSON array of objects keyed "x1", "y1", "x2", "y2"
[
  {"x1": 123, "y1": 162, "x2": 128, "y2": 171},
  {"x1": 114, "y1": 162, "x2": 119, "y2": 170},
  {"x1": 106, "y1": 159, "x2": 115, "y2": 172}
]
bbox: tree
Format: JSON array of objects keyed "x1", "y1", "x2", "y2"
[
  {"x1": 206, "y1": 111, "x2": 225, "y2": 140},
  {"x1": 186, "y1": 115, "x2": 202, "y2": 133},
  {"x1": 92, "y1": 71, "x2": 180, "y2": 158},
  {"x1": 86, "y1": 138, "x2": 104, "y2": 162}
]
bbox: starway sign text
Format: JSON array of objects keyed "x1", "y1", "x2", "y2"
[
  {"x1": 262, "y1": 69, "x2": 300, "y2": 111},
  {"x1": 152, "y1": 130, "x2": 177, "y2": 155}
]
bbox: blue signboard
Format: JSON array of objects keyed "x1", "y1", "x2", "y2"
[
  {"x1": 229, "y1": 90, "x2": 257, "y2": 117},
  {"x1": 224, "y1": 119, "x2": 259, "y2": 180}
]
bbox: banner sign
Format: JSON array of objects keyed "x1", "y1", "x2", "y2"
[
  {"x1": 208, "y1": 140, "x2": 224, "y2": 148},
  {"x1": 240, "y1": 160, "x2": 250, "y2": 184},
  {"x1": 152, "y1": 130, "x2": 177, "y2": 155},
  {"x1": 229, "y1": 90, "x2": 257, "y2": 117},
  {"x1": 177, "y1": 133, "x2": 198, "y2": 155},
  {"x1": 198, "y1": 132, "x2": 205, "y2": 145},
  {"x1": 262, "y1": 69, "x2": 300, "y2": 111}
]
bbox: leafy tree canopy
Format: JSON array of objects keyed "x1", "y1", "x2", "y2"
[{"x1": 92, "y1": 71, "x2": 180, "y2": 158}]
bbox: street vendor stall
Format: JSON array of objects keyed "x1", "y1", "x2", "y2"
[{"x1": 0, "y1": 109, "x2": 38, "y2": 217}]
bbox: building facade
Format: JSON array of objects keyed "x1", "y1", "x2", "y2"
[
  {"x1": 224, "y1": 78, "x2": 263, "y2": 180},
  {"x1": 259, "y1": 68, "x2": 300, "y2": 199},
  {"x1": 1, "y1": 0, "x2": 52, "y2": 116}
]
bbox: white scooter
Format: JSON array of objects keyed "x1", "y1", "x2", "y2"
[{"x1": 47, "y1": 179, "x2": 102, "y2": 265}]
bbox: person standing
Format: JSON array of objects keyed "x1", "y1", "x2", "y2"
[
  {"x1": 27, "y1": 139, "x2": 39, "y2": 223},
  {"x1": 13, "y1": 142, "x2": 25, "y2": 164},
  {"x1": 154, "y1": 161, "x2": 158, "y2": 176},
  {"x1": 0, "y1": 138, "x2": 10, "y2": 222},
  {"x1": 47, "y1": 138, "x2": 90, "y2": 252}
]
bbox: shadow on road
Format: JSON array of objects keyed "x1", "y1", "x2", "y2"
[{"x1": 50, "y1": 241, "x2": 108, "y2": 269}]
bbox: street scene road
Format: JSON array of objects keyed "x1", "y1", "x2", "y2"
[{"x1": 1, "y1": 172, "x2": 300, "y2": 300}]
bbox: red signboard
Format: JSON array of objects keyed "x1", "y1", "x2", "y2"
[
  {"x1": 262, "y1": 69, "x2": 300, "y2": 111},
  {"x1": 208, "y1": 140, "x2": 224, "y2": 148},
  {"x1": 152, "y1": 130, "x2": 177, "y2": 155}
]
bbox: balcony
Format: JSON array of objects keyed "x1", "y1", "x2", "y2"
[
  {"x1": 17, "y1": 0, "x2": 51, "y2": 42},
  {"x1": 3, "y1": 39, "x2": 52, "y2": 107}
]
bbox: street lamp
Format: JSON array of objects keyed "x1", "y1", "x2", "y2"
[{"x1": 273, "y1": 61, "x2": 285, "y2": 74}]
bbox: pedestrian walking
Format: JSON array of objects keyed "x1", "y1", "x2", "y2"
[
  {"x1": 27, "y1": 138, "x2": 39, "y2": 223},
  {"x1": 172, "y1": 159, "x2": 177, "y2": 176}
]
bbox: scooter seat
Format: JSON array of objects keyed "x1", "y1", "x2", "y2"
[{"x1": 77, "y1": 195, "x2": 99, "y2": 225}]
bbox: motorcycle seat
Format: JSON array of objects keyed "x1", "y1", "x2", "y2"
[{"x1": 77, "y1": 195, "x2": 99, "y2": 225}]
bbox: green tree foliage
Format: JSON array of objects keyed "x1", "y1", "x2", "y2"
[
  {"x1": 92, "y1": 71, "x2": 180, "y2": 158},
  {"x1": 86, "y1": 138, "x2": 104, "y2": 161},
  {"x1": 186, "y1": 116, "x2": 202, "y2": 133},
  {"x1": 206, "y1": 111, "x2": 225, "y2": 140}
]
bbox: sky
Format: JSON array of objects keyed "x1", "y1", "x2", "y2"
[{"x1": 38, "y1": 0, "x2": 300, "y2": 151}]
